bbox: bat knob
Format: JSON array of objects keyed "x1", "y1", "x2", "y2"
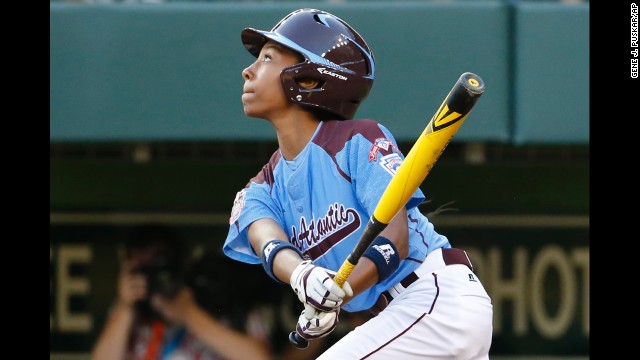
[
  {"x1": 460, "y1": 72, "x2": 485, "y2": 96},
  {"x1": 289, "y1": 331, "x2": 309, "y2": 349}
]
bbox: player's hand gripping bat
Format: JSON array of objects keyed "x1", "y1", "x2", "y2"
[{"x1": 289, "y1": 72, "x2": 485, "y2": 348}]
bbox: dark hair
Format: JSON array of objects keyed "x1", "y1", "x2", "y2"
[{"x1": 124, "y1": 224, "x2": 185, "y2": 260}]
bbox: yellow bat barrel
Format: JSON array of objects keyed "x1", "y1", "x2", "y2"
[{"x1": 373, "y1": 72, "x2": 484, "y2": 224}]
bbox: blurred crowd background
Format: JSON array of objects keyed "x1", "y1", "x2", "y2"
[{"x1": 50, "y1": 0, "x2": 589, "y2": 359}]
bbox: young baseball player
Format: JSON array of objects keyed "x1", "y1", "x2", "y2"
[{"x1": 223, "y1": 8, "x2": 493, "y2": 359}]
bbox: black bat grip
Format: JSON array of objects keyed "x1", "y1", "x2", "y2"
[{"x1": 289, "y1": 331, "x2": 309, "y2": 349}]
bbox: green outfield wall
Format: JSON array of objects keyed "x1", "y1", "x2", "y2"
[{"x1": 50, "y1": 1, "x2": 589, "y2": 144}]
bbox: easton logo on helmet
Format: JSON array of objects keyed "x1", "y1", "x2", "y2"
[{"x1": 317, "y1": 67, "x2": 348, "y2": 81}]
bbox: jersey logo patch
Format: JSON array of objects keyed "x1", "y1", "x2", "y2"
[
  {"x1": 378, "y1": 153, "x2": 403, "y2": 176},
  {"x1": 368, "y1": 138, "x2": 393, "y2": 161},
  {"x1": 229, "y1": 189, "x2": 246, "y2": 224}
]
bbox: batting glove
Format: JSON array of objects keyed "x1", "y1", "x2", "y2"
[
  {"x1": 295, "y1": 304, "x2": 340, "y2": 340},
  {"x1": 290, "y1": 260, "x2": 353, "y2": 312}
]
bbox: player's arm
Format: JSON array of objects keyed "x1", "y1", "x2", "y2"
[
  {"x1": 340, "y1": 207, "x2": 409, "y2": 303},
  {"x1": 247, "y1": 218, "x2": 353, "y2": 312},
  {"x1": 247, "y1": 218, "x2": 304, "y2": 283}
]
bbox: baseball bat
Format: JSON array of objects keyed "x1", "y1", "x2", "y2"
[{"x1": 289, "y1": 72, "x2": 485, "y2": 348}]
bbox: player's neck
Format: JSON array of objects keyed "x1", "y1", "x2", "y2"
[{"x1": 275, "y1": 116, "x2": 320, "y2": 161}]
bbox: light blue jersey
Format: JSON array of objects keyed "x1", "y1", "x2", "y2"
[{"x1": 223, "y1": 119, "x2": 451, "y2": 312}]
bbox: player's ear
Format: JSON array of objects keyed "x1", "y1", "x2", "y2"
[{"x1": 297, "y1": 77, "x2": 321, "y2": 90}]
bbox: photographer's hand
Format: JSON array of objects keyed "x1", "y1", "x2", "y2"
[
  {"x1": 117, "y1": 259, "x2": 148, "y2": 307},
  {"x1": 150, "y1": 286, "x2": 197, "y2": 325}
]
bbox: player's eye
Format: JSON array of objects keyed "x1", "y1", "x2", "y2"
[{"x1": 261, "y1": 53, "x2": 272, "y2": 63}]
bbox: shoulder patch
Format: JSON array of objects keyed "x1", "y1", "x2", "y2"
[
  {"x1": 378, "y1": 153, "x2": 403, "y2": 176},
  {"x1": 229, "y1": 189, "x2": 246, "y2": 224},
  {"x1": 368, "y1": 137, "x2": 394, "y2": 161}
]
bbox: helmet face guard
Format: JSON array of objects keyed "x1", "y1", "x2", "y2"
[{"x1": 241, "y1": 8, "x2": 375, "y2": 120}]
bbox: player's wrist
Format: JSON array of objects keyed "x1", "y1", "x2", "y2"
[{"x1": 261, "y1": 239, "x2": 303, "y2": 284}]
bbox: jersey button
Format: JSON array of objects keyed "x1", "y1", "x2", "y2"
[{"x1": 297, "y1": 206, "x2": 303, "y2": 213}]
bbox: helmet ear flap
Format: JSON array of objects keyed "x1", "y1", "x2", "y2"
[{"x1": 281, "y1": 62, "x2": 370, "y2": 120}]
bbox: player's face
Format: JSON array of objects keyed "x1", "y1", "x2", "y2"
[{"x1": 241, "y1": 41, "x2": 301, "y2": 120}]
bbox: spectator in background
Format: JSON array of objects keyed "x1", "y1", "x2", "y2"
[{"x1": 90, "y1": 224, "x2": 275, "y2": 360}]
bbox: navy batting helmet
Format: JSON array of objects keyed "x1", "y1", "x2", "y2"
[{"x1": 241, "y1": 8, "x2": 376, "y2": 120}]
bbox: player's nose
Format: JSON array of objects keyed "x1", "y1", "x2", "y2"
[{"x1": 242, "y1": 65, "x2": 254, "y2": 81}]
